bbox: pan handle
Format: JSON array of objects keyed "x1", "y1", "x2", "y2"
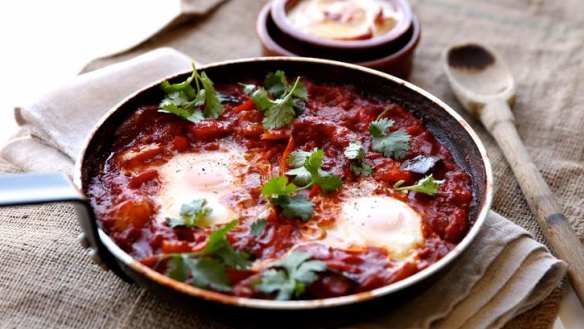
[{"x1": 0, "y1": 172, "x2": 132, "y2": 282}]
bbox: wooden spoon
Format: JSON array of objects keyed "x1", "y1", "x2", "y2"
[{"x1": 443, "y1": 43, "x2": 584, "y2": 305}]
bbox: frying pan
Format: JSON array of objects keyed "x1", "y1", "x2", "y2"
[{"x1": 0, "y1": 57, "x2": 493, "y2": 325}]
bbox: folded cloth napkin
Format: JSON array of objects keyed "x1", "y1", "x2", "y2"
[{"x1": 0, "y1": 48, "x2": 566, "y2": 329}]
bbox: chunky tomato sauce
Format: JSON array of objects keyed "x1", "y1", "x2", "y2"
[{"x1": 88, "y1": 78, "x2": 473, "y2": 299}]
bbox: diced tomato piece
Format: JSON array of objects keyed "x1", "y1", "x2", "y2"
[
  {"x1": 232, "y1": 98, "x2": 256, "y2": 113},
  {"x1": 407, "y1": 124, "x2": 422, "y2": 135},
  {"x1": 140, "y1": 255, "x2": 159, "y2": 268},
  {"x1": 389, "y1": 262, "x2": 418, "y2": 282},
  {"x1": 128, "y1": 169, "x2": 158, "y2": 188},
  {"x1": 161, "y1": 240, "x2": 192, "y2": 253},
  {"x1": 280, "y1": 136, "x2": 296, "y2": 173},
  {"x1": 261, "y1": 129, "x2": 289, "y2": 140},
  {"x1": 189, "y1": 120, "x2": 233, "y2": 141},
  {"x1": 118, "y1": 144, "x2": 164, "y2": 170},
  {"x1": 311, "y1": 275, "x2": 353, "y2": 298},
  {"x1": 110, "y1": 199, "x2": 154, "y2": 231},
  {"x1": 171, "y1": 136, "x2": 189, "y2": 152},
  {"x1": 444, "y1": 209, "x2": 469, "y2": 243},
  {"x1": 374, "y1": 168, "x2": 412, "y2": 184},
  {"x1": 237, "y1": 123, "x2": 264, "y2": 138}
]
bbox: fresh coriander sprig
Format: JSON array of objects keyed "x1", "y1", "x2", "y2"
[
  {"x1": 344, "y1": 141, "x2": 372, "y2": 176},
  {"x1": 255, "y1": 251, "x2": 327, "y2": 300},
  {"x1": 250, "y1": 218, "x2": 267, "y2": 236},
  {"x1": 159, "y1": 63, "x2": 224, "y2": 123},
  {"x1": 368, "y1": 117, "x2": 411, "y2": 159},
  {"x1": 242, "y1": 71, "x2": 308, "y2": 129},
  {"x1": 162, "y1": 220, "x2": 250, "y2": 292},
  {"x1": 368, "y1": 107, "x2": 411, "y2": 159},
  {"x1": 261, "y1": 176, "x2": 315, "y2": 221},
  {"x1": 286, "y1": 148, "x2": 342, "y2": 193},
  {"x1": 166, "y1": 199, "x2": 212, "y2": 228},
  {"x1": 394, "y1": 174, "x2": 444, "y2": 196}
]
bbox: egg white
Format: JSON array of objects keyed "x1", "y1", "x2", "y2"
[{"x1": 156, "y1": 146, "x2": 248, "y2": 227}]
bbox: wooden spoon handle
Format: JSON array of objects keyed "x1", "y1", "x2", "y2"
[{"x1": 482, "y1": 100, "x2": 584, "y2": 305}]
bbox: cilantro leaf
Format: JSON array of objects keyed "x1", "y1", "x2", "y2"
[
  {"x1": 250, "y1": 218, "x2": 267, "y2": 236},
  {"x1": 317, "y1": 174, "x2": 343, "y2": 192},
  {"x1": 199, "y1": 220, "x2": 250, "y2": 269},
  {"x1": 285, "y1": 148, "x2": 342, "y2": 193},
  {"x1": 271, "y1": 195, "x2": 315, "y2": 221},
  {"x1": 242, "y1": 71, "x2": 307, "y2": 130},
  {"x1": 166, "y1": 199, "x2": 212, "y2": 228},
  {"x1": 368, "y1": 118, "x2": 411, "y2": 159},
  {"x1": 265, "y1": 70, "x2": 308, "y2": 100},
  {"x1": 167, "y1": 255, "x2": 231, "y2": 292},
  {"x1": 240, "y1": 83, "x2": 257, "y2": 95},
  {"x1": 394, "y1": 174, "x2": 445, "y2": 196},
  {"x1": 350, "y1": 162, "x2": 373, "y2": 176},
  {"x1": 265, "y1": 70, "x2": 289, "y2": 98},
  {"x1": 167, "y1": 254, "x2": 189, "y2": 282},
  {"x1": 255, "y1": 251, "x2": 327, "y2": 300},
  {"x1": 161, "y1": 220, "x2": 250, "y2": 292},
  {"x1": 250, "y1": 88, "x2": 273, "y2": 111},
  {"x1": 287, "y1": 149, "x2": 313, "y2": 168},
  {"x1": 344, "y1": 141, "x2": 372, "y2": 176},
  {"x1": 261, "y1": 176, "x2": 315, "y2": 221},
  {"x1": 263, "y1": 97, "x2": 297, "y2": 130},
  {"x1": 159, "y1": 63, "x2": 224, "y2": 123},
  {"x1": 199, "y1": 72, "x2": 223, "y2": 119},
  {"x1": 368, "y1": 118, "x2": 394, "y2": 137},
  {"x1": 261, "y1": 176, "x2": 297, "y2": 197},
  {"x1": 284, "y1": 166, "x2": 312, "y2": 186},
  {"x1": 344, "y1": 141, "x2": 366, "y2": 160},
  {"x1": 184, "y1": 257, "x2": 232, "y2": 292}
]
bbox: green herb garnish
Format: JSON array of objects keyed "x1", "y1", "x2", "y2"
[
  {"x1": 250, "y1": 218, "x2": 267, "y2": 236},
  {"x1": 261, "y1": 176, "x2": 315, "y2": 221},
  {"x1": 159, "y1": 63, "x2": 224, "y2": 123},
  {"x1": 166, "y1": 199, "x2": 212, "y2": 228},
  {"x1": 243, "y1": 71, "x2": 307, "y2": 130},
  {"x1": 394, "y1": 174, "x2": 444, "y2": 196},
  {"x1": 368, "y1": 117, "x2": 411, "y2": 159},
  {"x1": 286, "y1": 148, "x2": 342, "y2": 193},
  {"x1": 255, "y1": 251, "x2": 327, "y2": 300},
  {"x1": 344, "y1": 141, "x2": 372, "y2": 176},
  {"x1": 163, "y1": 220, "x2": 250, "y2": 292}
]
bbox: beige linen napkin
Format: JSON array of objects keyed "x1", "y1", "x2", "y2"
[{"x1": 0, "y1": 49, "x2": 566, "y2": 329}]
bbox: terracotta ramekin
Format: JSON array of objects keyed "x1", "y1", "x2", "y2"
[{"x1": 257, "y1": 1, "x2": 421, "y2": 79}]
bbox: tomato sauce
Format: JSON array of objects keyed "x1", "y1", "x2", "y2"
[{"x1": 87, "y1": 78, "x2": 473, "y2": 299}]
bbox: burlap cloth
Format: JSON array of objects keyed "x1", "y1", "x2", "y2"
[{"x1": 1, "y1": 0, "x2": 583, "y2": 328}]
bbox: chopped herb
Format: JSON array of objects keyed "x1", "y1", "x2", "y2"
[
  {"x1": 242, "y1": 71, "x2": 307, "y2": 129},
  {"x1": 285, "y1": 148, "x2": 342, "y2": 193},
  {"x1": 162, "y1": 220, "x2": 250, "y2": 292},
  {"x1": 197, "y1": 220, "x2": 250, "y2": 269},
  {"x1": 368, "y1": 118, "x2": 411, "y2": 159},
  {"x1": 159, "y1": 63, "x2": 224, "y2": 123},
  {"x1": 168, "y1": 255, "x2": 231, "y2": 292},
  {"x1": 261, "y1": 176, "x2": 315, "y2": 221},
  {"x1": 344, "y1": 141, "x2": 372, "y2": 176},
  {"x1": 255, "y1": 251, "x2": 327, "y2": 300},
  {"x1": 271, "y1": 195, "x2": 315, "y2": 221},
  {"x1": 265, "y1": 70, "x2": 308, "y2": 100},
  {"x1": 250, "y1": 218, "x2": 267, "y2": 236},
  {"x1": 166, "y1": 199, "x2": 212, "y2": 228},
  {"x1": 261, "y1": 176, "x2": 297, "y2": 197},
  {"x1": 394, "y1": 174, "x2": 445, "y2": 196}
]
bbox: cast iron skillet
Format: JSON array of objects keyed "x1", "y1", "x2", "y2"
[{"x1": 0, "y1": 57, "x2": 492, "y2": 326}]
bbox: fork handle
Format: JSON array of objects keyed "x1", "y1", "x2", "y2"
[{"x1": 482, "y1": 99, "x2": 584, "y2": 306}]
